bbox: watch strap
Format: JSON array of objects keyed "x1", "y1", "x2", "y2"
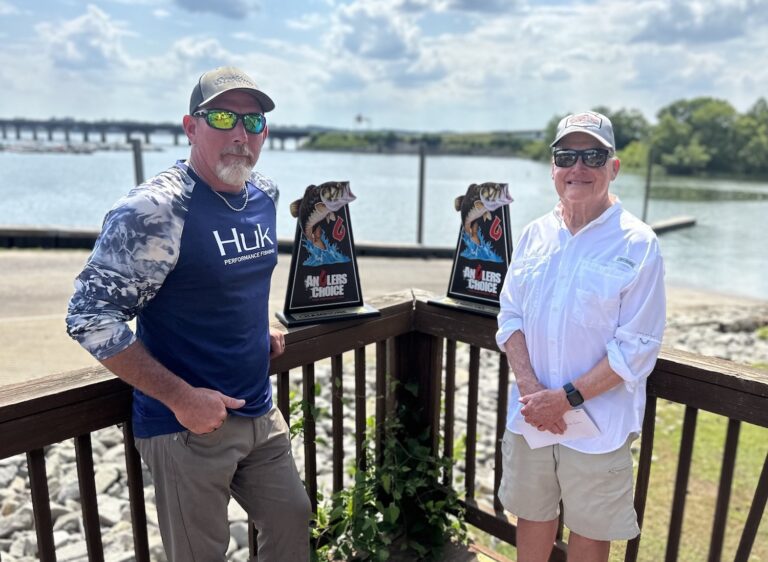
[{"x1": 563, "y1": 382, "x2": 584, "y2": 407}]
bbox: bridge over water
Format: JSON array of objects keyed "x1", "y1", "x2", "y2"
[
  {"x1": 0, "y1": 118, "x2": 321, "y2": 150},
  {"x1": 0, "y1": 118, "x2": 544, "y2": 150}
]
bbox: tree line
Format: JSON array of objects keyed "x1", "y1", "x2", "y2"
[
  {"x1": 303, "y1": 96, "x2": 768, "y2": 177},
  {"x1": 529, "y1": 97, "x2": 768, "y2": 177}
]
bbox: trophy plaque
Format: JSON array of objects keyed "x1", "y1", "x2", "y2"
[
  {"x1": 277, "y1": 181, "x2": 379, "y2": 327},
  {"x1": 430, "y1": 182, "x2": 514, "y2": 317}
]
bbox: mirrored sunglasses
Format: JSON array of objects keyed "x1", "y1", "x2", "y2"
[
  {"x1": 553, "y1": 148, "x2": 610, "y2": 168},
  {"x1": 193, "y1": 109, "x2": 266, "y2": 134}
]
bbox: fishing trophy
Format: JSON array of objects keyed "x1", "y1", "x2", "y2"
[
  {"x1": 277, "y1": 181, "x2": 379, "y2": 327},
  {"x1": 429, "y1": 182, "x2": 514, "y2": 317}
]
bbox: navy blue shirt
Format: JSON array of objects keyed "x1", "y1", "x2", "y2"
[{"x1": 67, "y1": 162, "x2": 279, "y2": 437}]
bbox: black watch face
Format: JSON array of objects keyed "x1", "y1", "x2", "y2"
[{"x1": 567, "y1": 390, "x2": 584, "y2": 407}]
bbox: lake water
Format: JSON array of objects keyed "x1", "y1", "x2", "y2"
[{"x1": 1, "y1": 142, "x2": 767, "y2": 300}]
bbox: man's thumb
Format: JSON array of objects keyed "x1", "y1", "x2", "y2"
[{"x1": 221, "y1": 394, "x2": 246, "y2": 409}]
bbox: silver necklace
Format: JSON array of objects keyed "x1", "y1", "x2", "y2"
[{"x1": 187, "y1": 161, "x2": 249, "y2": 212}]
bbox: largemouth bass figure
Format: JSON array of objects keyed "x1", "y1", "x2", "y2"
[
  {"x1": 454, "y1": 182, "x2": 513, "y2": 244},
  {"x1": 290, "y1": 181, "x2": 356, "y2": 250}
]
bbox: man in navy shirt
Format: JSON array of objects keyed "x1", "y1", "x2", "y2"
[{"x1": 67, "y1": 66, "x2": 311, "y2": 561}]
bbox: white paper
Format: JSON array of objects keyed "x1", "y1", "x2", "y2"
[{"x1": 511, "y1": 408, "x2": 601, "y2": 449}]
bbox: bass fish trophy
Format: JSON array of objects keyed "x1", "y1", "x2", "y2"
[
  {"x1": 277, "y1": 181, "x2": 379, "y2": 327},
  {"x1": 430, "y1": 182, "x2": 514, "y2": 317}
]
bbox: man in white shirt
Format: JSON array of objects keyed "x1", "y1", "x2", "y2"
[{"x1": 495, "y1": 111, "x2": 666, "y2": 562}]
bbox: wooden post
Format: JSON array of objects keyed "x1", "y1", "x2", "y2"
[
  {"x1": 642, "y1": 146, "x2": 653, "y2": 223},
  {"x1": 393, "y1": 331, "x2": 442, "y2": 456},
  {"x1": 130, "y1": 139, "x2": 145, "y2": 185},
  {"x1": 417, "y1": 143, "x2": 426, "y2": 245}
]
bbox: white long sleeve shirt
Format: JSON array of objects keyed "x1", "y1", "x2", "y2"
[{"x1": 496, "y1": 201, "x2": 666, "y2": 453}]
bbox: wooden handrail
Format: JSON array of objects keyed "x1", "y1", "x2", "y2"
[{"x1": 1, "y1": 289, "x2": 766, "y2": 562}]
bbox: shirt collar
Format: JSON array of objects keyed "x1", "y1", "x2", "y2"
[{"x1": 553, "y1": 196, "x2": 623, "y2": 233}]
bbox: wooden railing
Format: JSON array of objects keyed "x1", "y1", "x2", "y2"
[{"x1": 1, "y1": 290, "x2": 766, "y2": 561}]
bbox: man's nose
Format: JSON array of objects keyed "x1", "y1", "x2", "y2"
[{"x1": 230, "y1": 119, "x2": 248, "y2": 142}]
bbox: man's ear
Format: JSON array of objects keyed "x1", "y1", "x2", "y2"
[
  {"x1": 611, "y1": 157, "x2": 621, "y2": 179},
  {"x1": 263, "y1": 123, "x2": 269, "y2": 139},
  {"x1": 182, "y1": 114, "x2": 196, "y2": 143}
]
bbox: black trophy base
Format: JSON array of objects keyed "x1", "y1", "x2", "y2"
[
  {"x1": 276, "y1": 304, "x2": 380, "y2": 327},
  {"x1": 428, "y1": 296, "x2": 500, "y2": 318}
]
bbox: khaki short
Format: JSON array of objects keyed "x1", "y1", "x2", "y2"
[{"x1": 497, "y1": 430, "x2": 640, "y2": 541}]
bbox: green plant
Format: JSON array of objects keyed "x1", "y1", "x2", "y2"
[
  {"x1": 756, "y1": 325, "x2": 768, "y2": 341},
  {"x1": 311, "y1": 383, "x2": 467, "y2": 561}
]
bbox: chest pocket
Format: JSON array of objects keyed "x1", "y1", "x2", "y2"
[
  {"x1": 509, "y1": 255, "x2": 550, "y2": 315},
  {"x1": 571, "y1": 259, "x2": 635, "y2": 329}
]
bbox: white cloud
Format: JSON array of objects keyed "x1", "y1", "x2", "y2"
[
  {"x1": 630, "y1": 0, "x2": 767, "y2": 45},
  {"x1": 331, "y1": 2, "x2": 419, "y2": 60},
  {"x1": 286, "y1": 12, "x2": 326, "y2": 30},
  {"x1": 0, "y1": 0, "x2": 18, "y2": 15},
  {"x1": 34, "y1": 4, "x2": 131, "y2": 71},
  {"x1": 153, "y1": 8, "x2": 170, "y2": 18},
  {"x1": 173, "y1": 0, "x2": 259, "y2": 19}
]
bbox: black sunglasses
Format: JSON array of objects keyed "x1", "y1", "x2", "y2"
[
  {"x1": 553, "y1": 148, "x2": 611, "y2": 168},
  {"x1": 192, "y1": 109, "x2": 267, "y2": 134}
]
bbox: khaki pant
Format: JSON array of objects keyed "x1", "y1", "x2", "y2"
[{"x1": 135, "y1": 406, "x2": 311, "y2": 561}]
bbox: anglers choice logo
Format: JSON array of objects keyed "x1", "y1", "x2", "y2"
[
  {"x1": 462, "y1": 266, "x2": 501, "y2": 294},
  {"x1": 304, "y1": 270, "x2": 348, "y2": 298},
  {"x1": 212, "y1": 226, "x2": 275, "y2": 265}
]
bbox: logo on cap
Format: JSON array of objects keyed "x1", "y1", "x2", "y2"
[
  {"x1": 212, "y1": 73, "x2": 256, "y2": 88},
  {"x1": 565, "y1": 113, "x2": 602, "y2": 129}
]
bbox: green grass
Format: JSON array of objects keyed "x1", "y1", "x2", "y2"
[{"x1": 468, "y1": 400, "x2": 767, "y2": 561}]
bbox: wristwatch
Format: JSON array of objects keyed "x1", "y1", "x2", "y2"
[{"x1": 563, "y1": 382, "x2": 584, "y2": 407}]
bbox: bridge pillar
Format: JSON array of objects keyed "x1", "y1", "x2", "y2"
[
  {"x1": 15, "y1": 125, "x2": 21, "y2": 140},
  {"x1": 144, "y1": 131, "x2": 150, "y2": 144},
  {"x1": 126, "y1": 131, "x2": 131, "y2": 144},
  {"x1": 32, "y1": 128, "x2": 38, "y2": 141},
  {"x1": 1, "y1": 124, "x2": 5, "y2": 139},
  {"x1": 83, "y1": 129, "x2": 89, "y2": 142},
  {"x1": 101, "y1": 129, "x2": 107, "y2": 143},
  {"x1": 174, "y1": 133, "x2": 180, "y2": 145},
  {"x1": 47, "y1": 127, "x2": 53, "y2": 141},
  {"x1": 280, "y1": 138, "x2": 285, "y2": 150},
  {"x1": 269, "y1": 137, "x2": 274, "y2": 150}
]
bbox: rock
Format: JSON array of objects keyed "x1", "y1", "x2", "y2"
[
  {"x1": 102, "y1": 445, "x2": 127, "y2": 464},
  {"x1": 53, "y1": 512, "x2": 81, "y2": 533},
  {"x1": 53, "y1": 530, "x2": 71, "y2": 547},
  {"x1": 0, "y1": 507, "x2": 33, "y2": 539},
  {"x1": 98, "y1": 495, "x2": 126, "y2": 527},
  {"x1": 1, "y1": 498, "x2": 20, "y2": 517},
  {"x1": 227, "y1": 498, "x2": 248, "y2": 522},
  {"x1": 55, "y1": 539, "x2": 88, "y2": 561},
  {"x1": 8, "y1": 531, "x2": 37, "y2": 558},
  {"x1": 230, "y1": 520, "x2": 250, "y2": 549},
  {"x1": 0, "y1": 464, "x2": 18, "y2": 488},
  {"x1": 95, "y1": 465, "x2": 121, "y2": 494},
  {"x1": 230, "y1": 547, "x2": 252, "y2": 562}
]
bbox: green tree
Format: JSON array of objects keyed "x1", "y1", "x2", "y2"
[
  {"x1": 593, "y1": 106, "x2": 651, "y2": 150},
  {"x1": 660, "y1": 137, "x2": 711, "y2": 174},
  {"x1": 655, "y1": 97, "x2": 738, "y2": 173}
]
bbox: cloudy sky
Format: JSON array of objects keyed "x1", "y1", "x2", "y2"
[{"x1": 1, "y1": 0, "x2": 766, "y2": 132}]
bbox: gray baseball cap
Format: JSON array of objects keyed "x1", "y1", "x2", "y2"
[
  {"x1": 189, "y1": 66, "x2": 275, "y2": 114},
  {"x1": 550, "y1": 111, "x2": 615, "y2": 150}
]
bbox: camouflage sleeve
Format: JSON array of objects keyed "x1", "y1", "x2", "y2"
[
  {"x1": 250, "y1": 170, "x2": 279, "y2": 206},
  {"x1": 66, "y1": 169, "x2": 190, "y2": 360}
]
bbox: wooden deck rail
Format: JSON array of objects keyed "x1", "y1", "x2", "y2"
[{"x1": 1, "y1": 290, "x2": 766, "y2": 561}]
